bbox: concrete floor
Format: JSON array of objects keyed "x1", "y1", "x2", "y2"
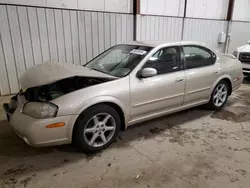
[{"x1": 1, "y1": 82, "x2": 250, "y2": 188}]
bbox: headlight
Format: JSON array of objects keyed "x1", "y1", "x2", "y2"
[
  {"x1": 23, "y1": 102, "x2": 58, "y2": 119},
  {"x1": 233, "y1": 51, "x2": 238, "y2": 58}
]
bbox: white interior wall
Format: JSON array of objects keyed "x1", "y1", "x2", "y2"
[
  {"x1": 137, "y1": 15, "x2": 183, "y2": 41},
  {"x1": 186, "y1": 0, "x2": 229, "y2": 19},
  {"x1": 140, "y1": 0, "x2": 185, "y2": 17},
  {"x1": 233, "y1": 0, "x2": 250, "y2": 21},
  {"x1": 0, "y1": 0, "x2": 133, "y2": 13}
]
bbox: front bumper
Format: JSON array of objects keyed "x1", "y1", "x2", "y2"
[
  {"x1": 3, "y1": 95, "x2": 78, "y2": 147},
  {"x1": 242, "y1": 63, "x2": 250, "y2": 75}
]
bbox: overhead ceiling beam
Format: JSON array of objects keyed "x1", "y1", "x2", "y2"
[
  {"x1": 227, "y1": 0, "x2": 235, "y2": 21},
  {"x1": 133, "y1": 0, "x2": 140, "y2": 40},
  {"x1": 136, "y1": 0, "x2": 140, "y2": 14},
  {"x1": 183, "y1": 0, "x2": 187, "y2": 17}
]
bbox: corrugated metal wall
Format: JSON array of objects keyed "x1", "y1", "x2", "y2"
[
  {"x1": 229, "y1": 21, "x2": 250, "y2": 53},
  {"x1": 136, "y1": 16, "x2": 227, "y2": 52},
  {"x1": 0, "y1": 5, "x2": 133, "y2": 95},
  {"x1": 136, "y1": 15, "x2": 183, "y2": 41},
  {"x1": 183, "y1": 18, "x2": 228, "y2": 51}
]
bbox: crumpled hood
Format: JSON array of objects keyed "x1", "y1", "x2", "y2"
[
  {"x1": 237, "y1": 44, "x2": 250, "y2": 52},
  {"x1": 20, "y1": 62, "x2": 116, "y2": 89}
]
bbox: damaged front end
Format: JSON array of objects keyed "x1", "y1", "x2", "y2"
[
  {"x1": 5, "y1": 76, "x2": 112, "y2": 119},
  {"x1": 23, "y1": 76, "x2": 112, "y2": 102}
]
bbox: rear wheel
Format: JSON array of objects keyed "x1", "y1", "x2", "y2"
[
  {"x1": 206, "y1": 80, "x2": 229, "y2": 110},
  {"x1": 73, "y1": 104, "x2": 121, "y2": 153}
]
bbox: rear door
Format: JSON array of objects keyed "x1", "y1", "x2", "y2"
[{"x1": 182, "y1": 45, "x2": 220, "y2": 105}]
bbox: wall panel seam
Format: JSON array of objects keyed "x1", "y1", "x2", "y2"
[
  {"x1": 0, "y1": 31, "x2": 11, "y2": 93},
  {"x1": 6, "y1": 6, "x2": 19, "y2": 81},
  {"x1": 16, "y1": 6, "x2": 27, "y2": 70}
]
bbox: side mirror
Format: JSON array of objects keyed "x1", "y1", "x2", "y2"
[{"x1": 139, "y1": 68, "x2": 157, "y2": 78}]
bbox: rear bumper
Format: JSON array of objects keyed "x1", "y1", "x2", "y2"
[{"x1": 3, "y1": 100, "x2": 78, "y2": 147}]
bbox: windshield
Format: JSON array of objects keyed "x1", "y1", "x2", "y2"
[{"x1": 85, "y1": 45, "x2": 152, "y2": 77}]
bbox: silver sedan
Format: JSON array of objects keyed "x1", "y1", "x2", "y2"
[{"x1": 4, "y1": 41, "x2": 243, "y2": 152}]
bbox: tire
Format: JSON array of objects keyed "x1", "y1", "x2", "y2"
[
  {"x1": 205, "y1": 80, "x2": 229, "y2": 110},
  {"x1": 73, "y1": 104, "x2": 121, "y2": 153}
]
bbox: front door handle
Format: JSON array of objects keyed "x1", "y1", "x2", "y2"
[{"x1": 176, "y1": 77, "x2": 184, "y2": 82}]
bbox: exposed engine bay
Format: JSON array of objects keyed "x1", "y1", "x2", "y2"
[{"x1": 23, "y1": 76, "x2": 112, "y2": 102}]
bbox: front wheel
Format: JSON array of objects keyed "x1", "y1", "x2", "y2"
[
  {"x1": 206, "y1": 80, "x2": 229, "y2": 110},
  {"x1": 73, "y1": 104, "x2": 121, "y2": 153}
]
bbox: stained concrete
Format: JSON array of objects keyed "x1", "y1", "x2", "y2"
[{"x1": 1, "y1": 82, "x2": 250, "y2": 188}]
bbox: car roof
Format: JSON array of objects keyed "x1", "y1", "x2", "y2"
[{"x1": 124, "y1": 40, "x2": 209, "y2": 48}]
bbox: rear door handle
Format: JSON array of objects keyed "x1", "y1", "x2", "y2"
[
  {"x1": 176, "y1": 77, "x2": 184, "y2": 82},
  {"x1": 213, "y1": 71, "x2": 219, "y2": 75}
]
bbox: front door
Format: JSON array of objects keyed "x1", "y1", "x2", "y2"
[
  {"x1": 182, "y1": 45, "x2": 220, "y2": 105},
  {"x1": 130, "y1": 46, "x2": 185, "y2": 121}
]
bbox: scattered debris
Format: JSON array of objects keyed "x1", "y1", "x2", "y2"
[
  {"x1": 236, "y1": 169, "x2": 247, "y2": 176},
  {"x1": 209, "y1": 129, "x2": 217, "y2": 134},
  {"x1": 4, "y1": 165, "x2": 32, "y2": 176},
  {"x1": 64, "y1": 159, "x2": 69, "y2": 163},
  {"x1": 136, "y1": 174, "x2": 140, "y2": 180},
  {"x1": 230, "y1": 177, "x2": 239, "y2": 182},
  {"x1": 1, "y1": 178, "x2": 18, "y2": 187},
  {"x1": 149, "y1": 127, "x2": 164, "y2": 134},
  {"x1": 20, "y1": 177, "x2": 32, "y2": 187},
  {"x1": 9, "y1": 178, "x2": 17, "y2": 184},
  {"x1": 108, "y1": 163, "x2": 111, "y2": 167},
  {"x1": 234, "y1": 137, "x2": 239, "y2": 140}
]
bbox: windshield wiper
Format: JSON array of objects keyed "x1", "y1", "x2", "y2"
[{"x1": 90, "y1": 67, "x2": 109, "y2": 75}]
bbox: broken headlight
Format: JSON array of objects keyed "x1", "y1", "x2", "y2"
[{"x1": 23, "y1": 102, "x2": 58, "y2": 119}]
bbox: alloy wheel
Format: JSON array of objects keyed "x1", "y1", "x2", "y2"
[
  {"x1": 213, "y1": 84, "x2": 228, "y2": 107},
  {"x1": 83, "y1": 113, "x2": 116, "y2": 147}
]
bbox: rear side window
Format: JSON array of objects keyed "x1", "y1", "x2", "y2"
[{"x1": 183, "y1": 46, "x2": 216, "y2": 69}]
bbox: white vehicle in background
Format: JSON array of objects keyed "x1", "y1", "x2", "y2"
[{"x1": 233, "y1": 41, "x2": 250, "y2": 77}]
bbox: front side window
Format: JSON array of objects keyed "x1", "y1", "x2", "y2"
[
  {"x1": 143, "y1": 46, "x2": 181, "y2": 75},
  {"x1": 183, "y1": 46, "x2": 215, "y2": 69},
  {"x1": 85, "y1": 45, "x2": 152, "y2": 77}
]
